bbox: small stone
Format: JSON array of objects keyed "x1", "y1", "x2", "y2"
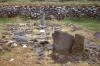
[
  {"x1": 10, "y1": 58, "x2": 14, "y2": 61},
  {"x1": 23, "y1": 45, "x2": 27, "y2": 48},
  {"x1": 40, "y1": 29, "x2": 45, "y2": 33},
  {"x1": 94, "y1": 32, "x2": 100, "y2": 40},
  {"x1": 12, "y1": 43, "x2": 17, "y2": 47}
]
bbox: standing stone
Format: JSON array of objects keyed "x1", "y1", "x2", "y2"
[
  {"x1": 72, "y1": 34, "x2": 84, "y2": 54},
  {"x1": 52, "y1": 31, "x2": 74, "y2": 53},
  {"x1": 39, "y1": 9, "x2": 46, "y2": 29}
]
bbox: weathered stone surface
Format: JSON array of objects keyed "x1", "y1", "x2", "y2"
[
  {"x1": 52, "y1": 31, "x2": 74, "y2": 53},
  {"x1": 13, "y1": 31, "x2": 25, "y2": 36},
  {"x1": 12, "y1": 30, "x2": 29, "y2": 44},
  {"x1": 14, "y1": 35, "x2": 28, "y2": 43},
  {"x1": 94, "y1": 32, "x2": 100, "y2": 40},
  {"x1": 72, "y1": 34, "x2": 84, "y2": 54}
]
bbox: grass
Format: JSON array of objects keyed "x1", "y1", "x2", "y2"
[
  {"x1": 63, "y1": 18, "x2": 100, "y2": 32},
  {"x1": 0, "y1": 17, "x2": 100, "y2": 32},
  {"x1": 0, "y1": 17, "x2": 14, "y2": 24},
  {"x1": 0, "y1": 17, "x2": 31, "y2": 24}
]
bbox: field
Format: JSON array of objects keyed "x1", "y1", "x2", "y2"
[
  {"x1": 0, "y1": 1, "x2": 100, "y2": 66},
  {"x1": 0, "y1": 17, "x2": 99, "y2": 32},
  {"x1": 64, "y1": 18, "x2": 100, "y2": 32}
]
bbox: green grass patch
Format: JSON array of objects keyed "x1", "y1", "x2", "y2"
[
  {"x1": 0, "y1": 17, "x2": 99, "y2": 32},
  {"x1": 0, "y1": 17, "x2": 15, "y2": 24},
  {"x1": 0, "y1": 17, "x2": 30, "y2": 24},
  {"x1": 64, "y1": 18, "x2": 100, "y2": 32},
  {"x1": 0, "y1": 50, "x2": 15, "y2": 58}
]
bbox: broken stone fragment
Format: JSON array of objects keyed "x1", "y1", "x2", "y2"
[{"x1": 71, "y1": 34, "x2": 84, "y2": 54}]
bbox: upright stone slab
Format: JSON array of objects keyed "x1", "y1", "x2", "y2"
[
  {"x1": 52, "y1": 31, "x2": 74, "y2": 53},
  {"x1": 72, "y1": 34, "x2": 84, "y2": 54}
]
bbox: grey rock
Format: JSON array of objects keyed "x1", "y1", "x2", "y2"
[
  {"x1": 94, "y1": 32, "x2": 100, "y2": 40},
  {"x1": 14, "y1": 35, "x2": 28, "y2": 43},
  {"x1": 13, "y1": 31, "x2": 25, "y2": 36}
]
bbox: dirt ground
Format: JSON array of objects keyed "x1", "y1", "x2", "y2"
[{"x1": 0, "y1": 46, "x2": 100, "y2": 66}]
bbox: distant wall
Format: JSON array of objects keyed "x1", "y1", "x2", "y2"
[{"x1": 0, "y1": 4, "x2": 99, "y2": 20}]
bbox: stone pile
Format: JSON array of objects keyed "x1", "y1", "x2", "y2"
[
  {"x1": 31, "y1": 39, "x2": 53, "y2": 62},
  {"x1": 83, "y1": 39, "x2": 100, "y2": 64},
  {"x1": 6, "y1": 23, "x2": 35, "y2": 34},
  {"x1": 0, "y1": 5, "x2": 99, "y2": 19}
]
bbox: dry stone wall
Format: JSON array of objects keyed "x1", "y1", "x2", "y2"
[{"x1": 0, "y1": 5, "x2": 99, "y2": 19}]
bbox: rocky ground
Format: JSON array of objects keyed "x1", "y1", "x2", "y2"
[
  {"x1": 0, "y1": 21, "x2": 100, "y2": 66},
  {"x1": 0, "y1": 46, "x2": 100, "y2": 66}
]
